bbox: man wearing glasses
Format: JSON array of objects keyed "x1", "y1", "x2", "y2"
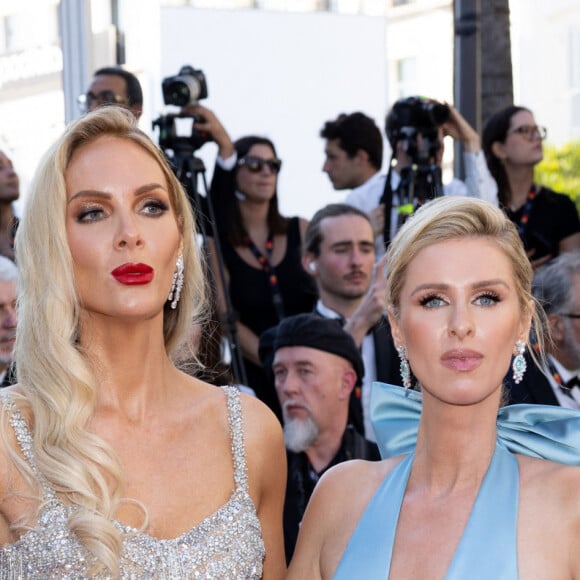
[
  {"x1": 507, "y1": 251, "x2": 580, "y2": 409},
  {"x1": 78, "y1": 66, "x2": 143, "y2": 119}
]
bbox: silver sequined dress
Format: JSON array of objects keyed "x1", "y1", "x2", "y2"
[{"x1": 0, "y1": 386, "x2": 265, "y2": 579}]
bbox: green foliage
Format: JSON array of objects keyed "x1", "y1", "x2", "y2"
[{"x1": 535, "y1": 141, "x2": 580, "y2": 214}]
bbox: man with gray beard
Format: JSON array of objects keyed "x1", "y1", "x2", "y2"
[
  {"x1": 261, "y1": 313, "x2": 379, "y2": 562},
  {"x1": 507, "y1": 251, "x2": 580, "y2": 407}
]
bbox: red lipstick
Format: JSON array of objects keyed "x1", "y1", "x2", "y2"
[{"x1": 111, "y1": 263, "x2": 154, "y2": 285}]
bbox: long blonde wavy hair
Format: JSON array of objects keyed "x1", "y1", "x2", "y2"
[{"x1": 10, "y1": 106, "x2": 208, "y2": 575}]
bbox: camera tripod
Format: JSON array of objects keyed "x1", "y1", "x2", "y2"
[
  {"x1": 167, "y1": 144, "x2": 248, "y2": 386},
  {"x1": 380, "y1": 159, "x2": 444, "y2": 249}
]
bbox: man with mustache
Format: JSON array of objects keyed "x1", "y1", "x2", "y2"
[
  {"x1": 302, "y1": 203, "x2": 401, "y2": 441},
  {"x1": 263, "y1": 313, "x2": 379, "y2": 563},
  {"x1": 0, "y1": 255, "x2": 17, "y2": 386}
]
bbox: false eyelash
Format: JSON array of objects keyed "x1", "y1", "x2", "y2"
[{"x1": 418, "y1": 293, "x2": 445, "y2": 307}]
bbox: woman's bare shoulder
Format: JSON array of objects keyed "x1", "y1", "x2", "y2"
[
  {"x1": 518, "y1": 454, "x2": 580, "y2": 487},
  {"x1": 237, "y1": 391, "x2": 284, "y2": 454},
  {"x1": 517, "y1": 455, "x2": 580, "y2": 578},
  {"x1": 315, "y1": 455, "x2": 403, "y2": 508},
  {"x1": 288, "y1": 456, "x2": 405, "y2": 580},
  {"x1": 517, "y1": 454, "x2": 580, "y2": 525},
  {"x1": 0, "y1": 384, "x2": 31, "y2": 544}
]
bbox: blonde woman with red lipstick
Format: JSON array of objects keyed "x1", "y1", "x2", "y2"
[
  {"x1": 0, "y1": 107, "x2": 286, "y2": 578},
  {"x1": 288, "y1": 197, "x2": 580, "y2": 580}
]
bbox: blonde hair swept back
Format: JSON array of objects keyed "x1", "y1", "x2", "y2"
[
  {"x1": 385, "y1": 196, "x2": 544, "y2": 355},
  {"x1": 10, "y1": 106, "x2": 208, "y2": 575}
]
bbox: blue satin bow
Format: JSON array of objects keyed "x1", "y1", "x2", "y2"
[{"x1": 371, "y1": 382, "x2": 580, "y2": 466}]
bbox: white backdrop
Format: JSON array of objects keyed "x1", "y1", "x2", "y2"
[{"x1": 157, "y1": 7, "x2": 389, "y2": 219}]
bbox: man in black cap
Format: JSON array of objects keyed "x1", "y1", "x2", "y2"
[{"x1": 261, "y1": 313, "x2": 380, "y2": 563}]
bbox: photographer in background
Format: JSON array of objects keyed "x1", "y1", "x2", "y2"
[
  {"x1": 321, "y1": 99, "x2": 497, "y2": 256},
  {"x1": 172, "y1": 101, "x2": 317, "y2": 417}
]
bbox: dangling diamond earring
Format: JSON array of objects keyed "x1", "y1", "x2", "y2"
[
  {"x1": 512, "y1": 340, "x2": 527, "y2": 384},
  {"x1": 167, "y1": 254, "x2": 184, "y2": 310},
  {"x1": 397, "y1": 345, "x2": 412, "y2": 390}
]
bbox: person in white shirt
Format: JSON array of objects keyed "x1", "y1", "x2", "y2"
[{"x1": 320, "y1": 100, "x2": 497, "y2": 257}]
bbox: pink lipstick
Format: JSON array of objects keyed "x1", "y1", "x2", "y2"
[
  {"x1": 111, "y1": 263, "x2": 154, "y2": 285},
  {"x1": 441, "y1": 349, "x2": 483, "y2": 372}
]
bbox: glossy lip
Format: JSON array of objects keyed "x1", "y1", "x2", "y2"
[
  {"x1": 111, "y1": 262, "x2": 154, "y2": 286},
  {"x1": 441, "y1": 349, "x2": 483, "y2": 372}
]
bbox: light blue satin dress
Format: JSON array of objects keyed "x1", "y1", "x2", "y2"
[{"x1": 333, "y1": 383, "x2": 580, "y2": 580}]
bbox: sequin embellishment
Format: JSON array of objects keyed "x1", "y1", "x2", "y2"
[{"x1": 0, "y1": 387, "x2": 265, "y2": 579}]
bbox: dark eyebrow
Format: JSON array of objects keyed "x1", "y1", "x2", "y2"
[
  {"x1": 410, "y1": 279, "x2": 510, "y2": 297},
  {"x1": 330, "y1": 239, "x2": 374, "y2": 249},
  {"x1": 272, "y1": 360, "x2": 316, "y2": 370},
  {"x1": 67, "y1": 182, "x2": 167, "y2": 204},
  {"x1": 330, "y1": 241, "x2": 354, "y2": 249}
]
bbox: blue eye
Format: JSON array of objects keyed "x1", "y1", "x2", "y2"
[
  {"x1": 475, "y1": 293, "x2": 500, "y2": 307},
  {"x1": 419, "y1": 294, "x2": 445, "y2": 308},
  {"x1": 77, "y1": 207, "x2": 104, "y2": 223},
  {"x1": 142, "y1": 200, "x2": 169, "y2": 216}
]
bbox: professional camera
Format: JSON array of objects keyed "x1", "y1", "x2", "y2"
[
  {"x1": 381, "y1": 97, "x2": 449, "y2": 233},
  {"x1": 153, "y1": 65, "x2": 212, "y2": 154},
  {"x1": 386, "y1": 96, "x2": 450, "y2": 163},
  {"x1": 162, "y1": 65, "x2": 208, "y2": 107}
]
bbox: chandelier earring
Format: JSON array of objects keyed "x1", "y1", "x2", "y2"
[
  {"x1": 167, "y1": 254, "x2": 184, "y2": 310},
  {"x1": 397, "y1": 345, "x2": 412, "y2": 390},
  {"x1": 512, "y1": 340, "x2": 527, "y2": 384}
]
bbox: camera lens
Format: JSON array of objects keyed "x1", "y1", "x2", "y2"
[
  {"x1": 165, "y1": 81, "x2": 191, "y2": 107},
  {"x1": 427, "y1": 103, "x2": 450, "y2": 126}
]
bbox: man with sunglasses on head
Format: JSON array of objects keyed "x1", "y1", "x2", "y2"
[{"x1": 79, "y1": 66, "x2": 143, "y2": 119}]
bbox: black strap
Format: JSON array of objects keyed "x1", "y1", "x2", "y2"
[{"x1": 245, "y1": 233, "x2": 285, "y2": 321}]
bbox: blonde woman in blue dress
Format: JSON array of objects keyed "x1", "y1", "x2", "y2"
[
  {"x1": 0, "y1": 107, "x2": 286, "y2": 578},
  {"x1": 288, "y1": 196, "x2": 580, "y2": 579}
]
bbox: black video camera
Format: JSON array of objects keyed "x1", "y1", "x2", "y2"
[
  {"x1": 154, "y1": 65, "x2": 211, "y2": 154},
  {"x1": 385, "y1": 96, "x2": 450, "y2": 164},
  {"x1": 162, "y1": 65, "x2": 208, "y2": 107},
  {"x1": 381, "y1": 97, "x2": 449, "y2": 234}
]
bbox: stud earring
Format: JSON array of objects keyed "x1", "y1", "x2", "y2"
[
  {"x1": 168, "y1": 254, "x2": 184, "y2": 309},
  {"x1": 397, "y1": 345, "x2": 412, "y2": 390},
  {"x1": 512, "y1": 340, "x2": 527, "y2": 384}
]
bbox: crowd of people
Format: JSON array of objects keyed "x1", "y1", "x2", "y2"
[{"x1": 0, "y1": 65, "x2": 578, "y2": 577}]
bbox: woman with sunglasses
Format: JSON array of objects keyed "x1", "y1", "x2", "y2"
[
  {"x1": 483, "y1": 105, "x2": 580, "y2": 269},
  {"x1": 194, "y1": 106, "x2": 317, "y2": 418}
]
